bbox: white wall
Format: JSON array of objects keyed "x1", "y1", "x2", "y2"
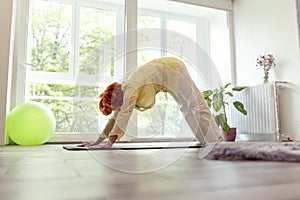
[{"x1": 233, "y1": 0, "x2": 300, "y2": 140}]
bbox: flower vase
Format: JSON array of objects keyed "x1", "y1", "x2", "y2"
[{"x1": 263, "y1": 70, "x2": 269, "y2": 83}]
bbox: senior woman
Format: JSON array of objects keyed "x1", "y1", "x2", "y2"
[{"x1": 79, "y1": 57, "x2": 221, "y2": 148}]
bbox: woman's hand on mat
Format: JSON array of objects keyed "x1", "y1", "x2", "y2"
[
  {"x1": 77, "y1": 141, "x2": 100, "y2": 147},
  {"x1": 88, "y1": 142, "x2": 113, "y2": 149},
  {"x1": 78, "y1": 135, "x2": 116, "y2": 148},
  {"x1": 87, "y1": 136, "x2": 116, "y2": 149},
  {"x1": 77, "y1": 136, "x2": 106, "y2": 147}
]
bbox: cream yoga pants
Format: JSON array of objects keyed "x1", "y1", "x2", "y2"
[{"x1": 172, "y1": 60, "x2": 221, "y2": 144}]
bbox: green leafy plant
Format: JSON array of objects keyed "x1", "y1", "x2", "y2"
[{"x1": 203, "y1": 83, "x2": 248, "y2": 133}]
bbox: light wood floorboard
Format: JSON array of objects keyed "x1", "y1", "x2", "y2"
[{"x1": 1, "y1": 145, "x2": 300, "y2": 200}]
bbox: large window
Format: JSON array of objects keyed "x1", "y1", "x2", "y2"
[
  {"x1": 135, "y1": 0, "x2": 231, "y2": 138},
  {"x1": 25, "y1": 0, "x2": 125, "y2": 136},
  {"x1": 18, "y1": 0, "x2": 232, "y2": 141}
]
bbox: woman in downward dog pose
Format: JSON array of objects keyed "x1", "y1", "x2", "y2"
[{"x1": 78, "y1": 57, "x2": 221, "y2": 148}]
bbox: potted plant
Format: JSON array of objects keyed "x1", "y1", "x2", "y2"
[{"x1": 202, "y1": 83, "x2": 247, "y2": 141}]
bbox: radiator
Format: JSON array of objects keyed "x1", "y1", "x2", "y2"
[{"x1": 230, "y1": 82, "x2": 285, "y2": 141}]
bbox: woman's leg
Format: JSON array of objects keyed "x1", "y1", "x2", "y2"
[{"x1": 175, "y1": 61, "x2": 221, "y2": 144}]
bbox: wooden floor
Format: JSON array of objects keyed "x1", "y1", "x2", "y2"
[{"x1": 1, "y1": 144, "x2": 300, "y2": 200}]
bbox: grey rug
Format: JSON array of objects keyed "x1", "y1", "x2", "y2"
[{"x1": 204, "y1": 142, "x2": 300, "y2": 162}]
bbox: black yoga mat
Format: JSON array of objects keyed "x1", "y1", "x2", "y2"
[{"x1": 63, "y1": 142, "x2": 204, "y2": 151}]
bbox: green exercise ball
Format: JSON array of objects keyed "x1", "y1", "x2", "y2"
[{"x1": 7, "y1": 102, "x2": 56, "y2": 146}]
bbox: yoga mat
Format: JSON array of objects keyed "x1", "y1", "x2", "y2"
[{"x1": 63, "y1": 142, "x2": 204, "y2": 151}]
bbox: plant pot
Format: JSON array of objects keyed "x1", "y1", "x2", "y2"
[{"x1": 222, "y1": 127, "x2": 236, "y2": 142}]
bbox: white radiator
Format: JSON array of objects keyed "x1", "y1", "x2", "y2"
[{"x1": 230, "y1": 82, "x2": 285, "y2": 141}]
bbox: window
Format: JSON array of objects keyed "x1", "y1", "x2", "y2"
[
  {"x1": 17, "y1": 0, "x2": 232, "y2": 142},
  {"x1": 25, "y1": 0, "x2": 125, "y2": 137},
  {"x1": 135, "y1": 0, "x2": 231, "y2": 139}
]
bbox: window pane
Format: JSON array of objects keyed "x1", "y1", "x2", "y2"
[
  {"x1": 137, "y1": 93, "x2": 188, "y2": 138},
  {"x1": 27, "y1": 0, "x2": 72, "y2": 73},
  {"x1": 165, "y1": 19, "x2": 203, "y2": 88},
  {"x1": 29, "y1": 83, "x2": 78, "y2": 97},
  {"x1": 79, "y1": 6, "x2": 117, "y2": 76},
  {"x1": 137, "y1": 15, "x2": 161, "y2": 65},
  {"x1": 209, "y1": 12, "x2": 232, "y2": 84},
  {"x1": 166, "y1": 19, "x2": 197, "y2": 59},
  {"x1": 29, "y1": 83, "x2": 99, "y2": 133}
]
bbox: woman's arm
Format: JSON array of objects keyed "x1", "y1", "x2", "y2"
[
  {"x1": 77, "y1": 115, "x2": 117, "y2": 147},
  {"x1": 88, "y1": 91, "x2": 138, "y2": 148},
  {"x1": 80, "y1": 85, "x2": 139, "y2": 148},
  {"x1": 107, "y1": 92, "x2": 138, "y2": 139}
]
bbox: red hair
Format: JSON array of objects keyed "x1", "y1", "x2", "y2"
[{"x1": 99, "y1": 82, "x2": 123, "y2": 115}]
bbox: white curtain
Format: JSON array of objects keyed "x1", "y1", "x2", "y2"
[
  {"x1": 1, "y1": 0, "x2": 30, "y2": 145},
  {"x1": 0, "y1": 0, "x2": 15, "y2": 145}
]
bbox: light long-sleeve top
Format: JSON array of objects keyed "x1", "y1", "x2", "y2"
[{"x1": 99, "y1": 57, "x2": 182, "y2": 140}]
